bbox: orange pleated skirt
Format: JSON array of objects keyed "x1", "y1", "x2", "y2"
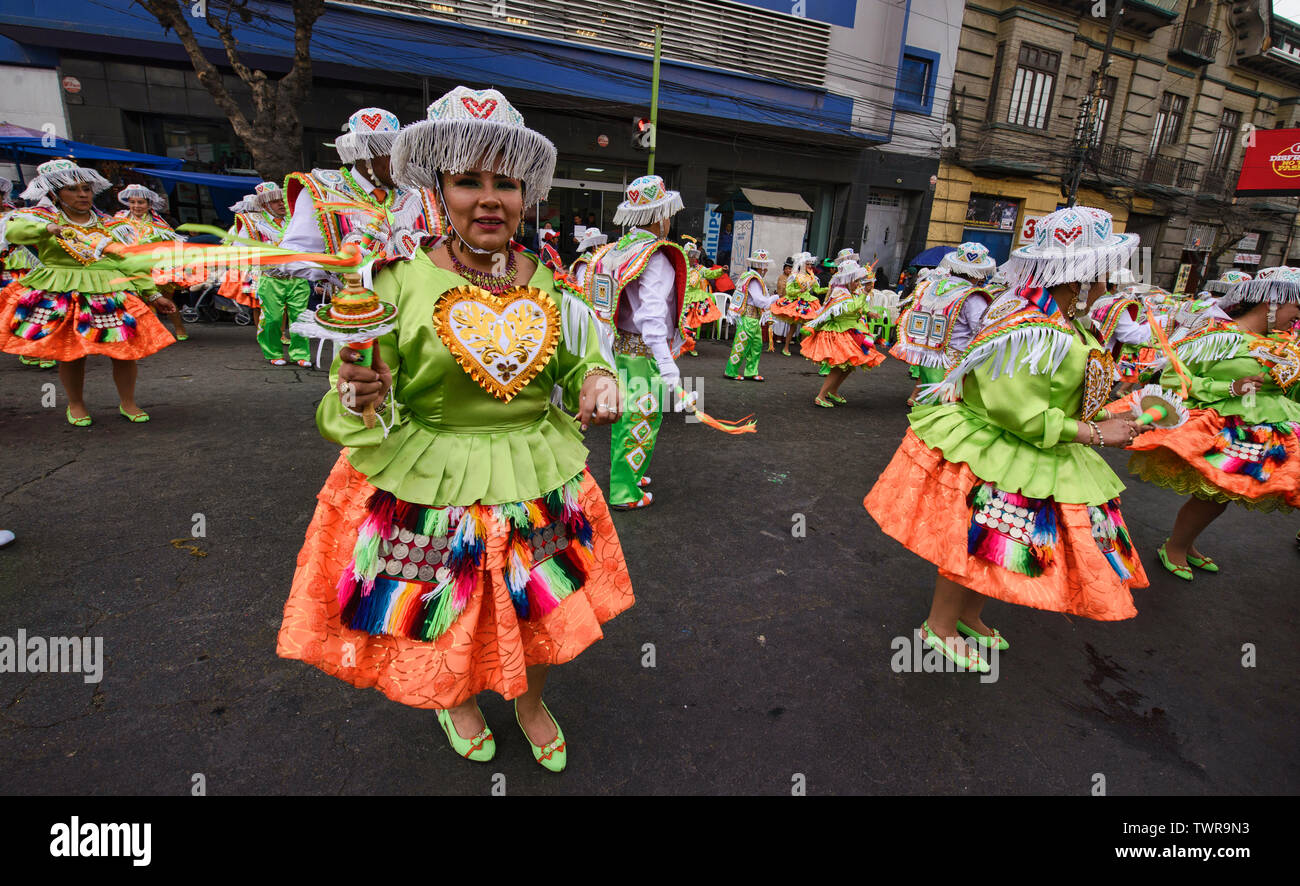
[
  {"x1": 683, "y1": 299, "x2": 722, "y2": 328},
  {"x1": 864, "y1": 430, "x2": 1146, "y2": 621},
  {"x1": 801, "y1": 329, "x2": 885, "y2": 368},
  {"x1": 277, "y1": 453, "x2": 636, "y2": 710},
  {"x1": 1129, "y1": 408, "x2": 1300, "y2": 512},
  {"x1": 0, "y1": 280, "x2": 174, "y2": 362}
]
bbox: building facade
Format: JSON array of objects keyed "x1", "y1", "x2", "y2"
[
  {"x1": 1, "y1": 0, "x2": 963, "y2": 267},
  {"x1": 930, "y1": 0, "x2": 1300, "y2": 291}
]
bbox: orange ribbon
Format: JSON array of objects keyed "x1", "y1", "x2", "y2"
[{"x1": 1144, "y1": 310, "x2": 1191, "y2": 400}]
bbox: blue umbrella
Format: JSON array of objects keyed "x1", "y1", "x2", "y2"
[{"x1": 908, "y1": 245, "x2": 953, "y2": 268}]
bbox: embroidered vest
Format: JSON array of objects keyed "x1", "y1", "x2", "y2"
[
  {"x1": 581, "y1": 230, "x2": 687, "y2": 330},
  {"x1": 897, "y1": 276, "x2": 994, "y2": 368},
  {"x1": 234, "y1": 211, "x2": 286, "y2": 245},
  {"x1": 730, "y1": 270, "x2": 767, "y2": 316}
]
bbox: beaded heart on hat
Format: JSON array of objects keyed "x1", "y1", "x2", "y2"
[
  {"x1": 749, "y1": 249, "x2": 772, "y2": 265},
  {"x1": 614, "y1": 174, "x2": 683, "y2": 227},
  {"x1": 1003, "y1": 205, "x2": 1139, "y2": 291},
  {"x1": 1219, "y1": 265, "x2": 1300, "y2": 307},
  {"x1": 337, "y1": 107, "x2": 401, "y2": 163},
  {"x1": 940, "y1": 241, "x2": 996, "y2": 279},
  {"x1": 391, "y1": 86, "x2": 556, "y2": 201}
]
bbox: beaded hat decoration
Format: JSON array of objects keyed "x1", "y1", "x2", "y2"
[
  {"x1": 614, "y1": 173, "x2": 684, "y2": 227},
  {"x1": 940, "y1": 241, "x2": 997, "y2": 279},
  {"x1": 1204, "y1": 268, "x2": 1253, "y2": 294},
  {"x1": 1218, "y1": 265, "x2": 1300, "y2": 307},
  {"x1": 20, "y1": 158, "x2": 112, "y2": 202},
  {"x1": 117, "y1": 183, "x2": 166, "y2": 211},
  {"x1": 577, "y1": 227, "x2": 608, "y2": 252},
  {"x1": 748, "y1": 248, "x2": 772, "y2": 266},
  {"x1": 1002, "y1": 205, "x2": 1139, "y2": 291},
  {"x1": 336, "y1": 107, "x2": 401, "y2": 163},
  {"x1": 392, "y1": 86, "x2": 556, "y2": 200},
  {"x1": 831, "y1": 247, "x2": 860, "y2": 266},
  {"x1": 252, "y1": 181, "x2": 285, "y2": 208}
]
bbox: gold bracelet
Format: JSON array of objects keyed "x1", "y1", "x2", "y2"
[{"x1": 583, "y1": 366, "x2": 617, "y2": 384}]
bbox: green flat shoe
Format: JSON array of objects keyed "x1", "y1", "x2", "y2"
[
  {"x1": 957, "y1": 619, "x2": 1009, "y2": 651},
  {"x1": 1185, "y1": 552, "x2": 1219, "y2": 573},
  {"x1": 118, "y1": 406, "x2": 150, "y2": 423},
  {"x1": 1157, "y1": 544, "x2": 1193, "y2": 581},
  {"x1": 920, "y1": 621, "x2": 990, "y2": 673},
  {"x1": 436, "y1": 705, "x2": 495, "y2": 762},
  {"x1": 175, "y1": 333, "x2": 189, "y2": 342},
  {"x1": 65, "y1": 407, "x2": 92, "y2": 427},
  {"x1": 827, "y1": 393, "x2": 847, "y2": 404},
  {"x1": 516, "y1": 700, "x2": 566, "y2": 773},
  {"x1": 814, "y1": 397, "x2": 834, "y2": 408}
]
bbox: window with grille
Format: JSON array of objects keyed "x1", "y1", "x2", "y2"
[
  {"x1": 1149, "y1": 92, "x2": 1189, "y2": 155},
  {"x1": 1209, "y1": 108, "x2": 1241, "y2": 172},
  {"x1": 1007, "y1": 44, "x2": 1059, "y2": 129},
  {"x1": 867, "y1": 190, "x2": 903, "y2": 207}
]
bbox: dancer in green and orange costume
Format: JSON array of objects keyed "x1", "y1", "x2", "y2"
[
  {"x1": 678, "y1": 235, "x2": 724, "y2": 356},
  {"x1": 803, "y1": 260, "x2": 884, "y2": 407},
  {"x1": 865, "y1": 206, "x2": 1149, "y2": 673},
  {"x1": 1129, "y1": 266, "x2": 1300, "y2": 579},
  {"x1": 0, "y1": 160, "x2": 176, "y2": 424}
]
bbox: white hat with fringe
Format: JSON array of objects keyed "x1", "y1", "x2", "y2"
[
  {"x1": 251, "y1": 181, "x2": 284, "y2": 208},
  {"x1": 1218, "y1": 265, "x2": 1300, "y2": 307},
  {"x1": 0, "y1": 177, "x2": 12, "y2": 201},
  {"x1": 117, "y1": 183, "x2": 167, "y2": 211},
  {"x1": 748, "y1": 248, "x2": 773, "y2": 267},
  {"x1": 614, "y1": 174, "x2": 683, "y2": 227},
  {"x1": 1000, "y1": 206, "x2": 1138, "y2": 292},
  {"x1": 831, "y1": 259, "x2": 870, "y2": 288},
  {"x1": 20, "y1": 158, "x2": 112, "y2": 203},
  {"x1": 1204, "y1": 268, "x2": 1252, "y2": 294},
  {"x1": 940, "y1": 241, "x2": 996, "y2": 279},
  {"x1": 577, "y1": 227, "x2": 608, "y2": 252},
  {"x1": 791, "y1": 251, "x2": 818, "y2": 272},
  {"x1": 336, "y1": 107, "x2": 401, "y2": 164},
  {"x1": 391, "y1": 86, "x2": 556, "y2": 201}
]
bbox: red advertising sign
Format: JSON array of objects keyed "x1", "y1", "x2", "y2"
[{"x1": 1236, "y1": 128, "x2": 1300, "y2": 195}]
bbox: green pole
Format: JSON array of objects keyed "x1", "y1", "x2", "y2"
[{"x1": 648, "y1": 24, "x2": 662, "y2": 175}]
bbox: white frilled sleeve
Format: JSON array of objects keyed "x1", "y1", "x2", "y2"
[
  {"x1": 275, "y1": 187, "x2": 330, "y2": 283},
  {"x1": 1114, "y1": 309, "x2": 1151, "y2": 345},
  {"x1": 622, "y1": 249, "x2": 682, "y2": 387},
  {"x1": 747, "y1": 276, "x2": 777, "y2": 311}
]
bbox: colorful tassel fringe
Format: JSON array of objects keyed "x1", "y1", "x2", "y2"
[
  {"x1": 966, "y1": 483, "x2": 1057, "y2": 577},
  {"x1": 1087, "y1": 498, "x2": 1138, "y2": 581},
  {"x1": 336, "y1": 475, "x2": 594, "y2": 643},
  {"x1": 1203, "y1": 418, "x2": 1290, "y2": 482}
]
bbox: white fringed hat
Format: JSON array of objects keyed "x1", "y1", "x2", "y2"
[
  {"x1": 229, "y1": 195, "x2": 256, "y2": 213},
  {"x1": 940, "y1": 241, "x2": 996, "y2": 279},
  {"x1": 117, "y1": 183, "x2": 166, "y2": 211},
  {"x1": 19, "y1": 158, "x2": 112, "y2": 202},
  {"x1": 251, "y1": 181, "x2": 285, "y2": 208},
  {"x1": 831, "y1": 259, "x2": 870, "y2": 287},
  {"x1": 1218, "y1": 265, "x2": 1300, "y2": 307},
  {"x1": 577, "y1": 227, "x2": 608, "y2": 252},
  {"x1": 830, "y1": 247, "x2": 859, "y2": 267},
  {"x1": 614, "y1": 174, "x2": 683, "y2": 227},
  {"x1": 1204, "y1": 268, "x2": 1252, "y2": 294},
  {"x1": 1001, "y1": 206, "x2": 1138, "y2": 291},
  {"x1": 0, "y1": 177, "x2": 12, "y2": 201},
  {"x1": 336, "y1": 107, "x2": 401, "y2": 164},
  {"x1": 392, "y1": 87, "x2": 556, "y2": 200},
  {"x1": 791, "y1": 251, "x2": 818, "y2": 272},
  {"x1": 748, "y1": 248, "x2": 772, "y2": 267}
]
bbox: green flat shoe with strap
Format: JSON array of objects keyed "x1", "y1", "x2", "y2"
[
  {"x1": 814, "y1": 397, "x2": 834, "y2": 408},
  {"x1": 1157, "y1": 544, "x2": 1193, "y2": 581},
  {"x1": 65, "y1": 407, "x2": 92, "y2": 427},
  {"x1": 956, "y1": 619, "x2": 1009, "y2": 651},
  {"x1": 1185, "y1": 551, "x2": 1219, "y2": 573},
  {"x1": 118, "y1": 406, "x2": 150, "y2": 423},
  {"x1": 920, "y1": 621, "x2": 990, "y2": 673},
  {"x1": 436, "y1": 705, "x2": 495, "y2": 762},
  {"x1": 827, "y1": 393, "x2": 847, "y2": 404},
  {"x1": 516, "y1": 700, "x2": 566, "y2": 773}
]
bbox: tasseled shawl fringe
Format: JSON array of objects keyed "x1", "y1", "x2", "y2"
[{"x1": 917, "y1": 322, "x2": 1074, "y2": 404}]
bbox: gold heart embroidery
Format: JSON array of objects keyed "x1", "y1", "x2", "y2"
[{"x1": 433, "y1": 285, "x2": 560, "y2": 402}]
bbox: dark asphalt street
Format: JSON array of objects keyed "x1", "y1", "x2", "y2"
[{"x1": 1, "y1": 323, "x2": 1296, "y2": 795}]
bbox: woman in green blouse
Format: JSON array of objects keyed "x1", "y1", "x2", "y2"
[
  {"x1": 276, "y1": 87, "x2": 627, "y2": 773},
  {"x1": 865, "y1": 207, "x2": 1148, "y2": 673},
  {"x1": 1130, "y1": 267, "x2": 1300, "y2": 578}
]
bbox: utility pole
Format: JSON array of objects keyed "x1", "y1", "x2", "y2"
[
  {"x1": 647, "y1": 24, "x2": 662, "y2": 175},
  {"x1": 1066, "y1": 0, "x2": 1124, "y2": 206}
]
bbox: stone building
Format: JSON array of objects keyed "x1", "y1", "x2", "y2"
[{"x1": 928, "y1": 0, "x2": 1300, "y2": 291}]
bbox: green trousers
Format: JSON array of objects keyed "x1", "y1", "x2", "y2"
[
  {"x1": 916, "y1": 364, "x2": 944, "y2": 385},
  {"x1": 610, "y1": 352, "x2": 663, "y2": 505},
  {"x1": 256, "y1": 276, "x2": 311, "y2": 362},
  {"x1": 725, "y1": 315, "x2": 762, "y2": 378}
]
